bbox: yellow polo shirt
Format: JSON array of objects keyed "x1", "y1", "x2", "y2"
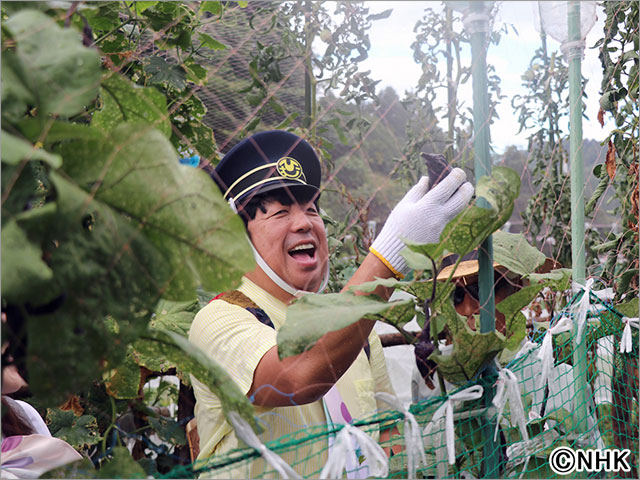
[{"x1": 189, "y1": 277, "x2": 395, "y2": 478}]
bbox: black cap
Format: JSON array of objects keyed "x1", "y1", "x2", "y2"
[{"x1": 213, "y1": 130, "x2": 321, "y2": 207}]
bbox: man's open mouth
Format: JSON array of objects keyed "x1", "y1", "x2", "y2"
[{"x1": 288, "y1": 243, "x2": 316, "y2": 260}]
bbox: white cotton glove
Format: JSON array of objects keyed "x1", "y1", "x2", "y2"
[{"x1": 370, "y1": 168, "x2": 474, "y2": 278}]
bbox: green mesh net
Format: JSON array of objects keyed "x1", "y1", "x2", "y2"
[{"x1": 162, "y1": 290, "x2": 638, "y2": 479}]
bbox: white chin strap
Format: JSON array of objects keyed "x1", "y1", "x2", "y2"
[{"x1": 249, "y1": 243, "x2": 329, "y2": 298}]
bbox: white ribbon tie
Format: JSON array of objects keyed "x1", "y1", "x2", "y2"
[
  {"x1": 536, "y1": 316, "x2": 573, "y2": 389},
  {"x1": 228, "y1": 412, "x2": 301, "y2": 479},
  {"x1": 619, "y1": 317, "x2": 639, "y2": 353},
  {"x1": 376, "y1": 392, "x2": 427, "y2": 478}
]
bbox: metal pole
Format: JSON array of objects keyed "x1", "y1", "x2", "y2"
[
  {"x1": 566, "y1": 0, "x2": 590, "y2": 434},
  {"x1": 465, "y1": 2, "x2": 499, "y2": 477}
]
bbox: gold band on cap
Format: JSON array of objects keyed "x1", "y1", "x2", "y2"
[
  {"x1": 223, "y1": 162, "x2": 278, "y2": 199},
  {"x1": 232, "y1": 177, "x2": 308, "y2": 204}
]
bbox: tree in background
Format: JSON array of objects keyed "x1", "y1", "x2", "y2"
[
  {"x1": 589, "y1": 0, "x2": 639, "y2": 299},
  {"x1": 512, "y1": 28, "x2": 576, "y2": 266}
]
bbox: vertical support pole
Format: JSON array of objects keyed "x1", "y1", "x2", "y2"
[
  {"x1": 303, "y1": 0, "x2": 313, "y2": 131},
  {"x1": 469, "y1": 4, "x2": 495, "y2": 336},
  {"x1": 466, "y1": 2, "x2": 499, "y2": 477},
  {"x1": 567, "y1": 0, "x2": 590, "y2": 434}
]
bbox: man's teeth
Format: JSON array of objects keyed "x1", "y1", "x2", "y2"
[{"x1": 290, "y1": 243, "x2": 314, "y2": 252}]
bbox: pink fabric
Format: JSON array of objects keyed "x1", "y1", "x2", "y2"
[{"x1": 1, "y1": 434, "x2": 82, "y2": 479}]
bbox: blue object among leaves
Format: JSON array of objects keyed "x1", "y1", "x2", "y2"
[{"x1": 179, "y1": 155, "x2": 200, "y2": 167}]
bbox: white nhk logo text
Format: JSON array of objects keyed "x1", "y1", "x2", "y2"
[{"x1": 550, "y1": 447, "x2": 631, "y2": 475}]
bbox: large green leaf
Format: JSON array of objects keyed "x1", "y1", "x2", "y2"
[
  {"x1": 4, "y1": 9, "x2": 101, "y2": 116},
  {"x1": 492, "y1": 230, "x2": 547, "y2": 276},
  {"x1": 92, "y1": 73, "x2": 171, "y2": 138},
  {"x1": 496, "y1": 284, "x2": 544, "y2": 356},
  {"x1": 429, "y1": 313, "x2": 504, "y2": 384},
  {"x1": 25, "y1": 172, "x2": 168, "y2": 405},
  {"x1": 46, "y1": 408, "x2": 101, "y2": 449},
  {"x1": 277, "y1": 292, "x2": 411, "y2": 358},
  {"x1": 1, "y1": 130, "x2": 62, "y2": 168},
  {"x1": 1, "y1": 217, "x2": 54, "y2": 303},
  {"x1": 134, "y1": 331, "x2": 258, "y2": 431},
  {"x1": 16, "y1": 119, "x2": 106, "y2": 145},
  {"x1": 1, "y1": 51, "x2": 35, "y2": 122},
  {"x1": 56, "y1": 123, "x2": 254, "y2": 299}
]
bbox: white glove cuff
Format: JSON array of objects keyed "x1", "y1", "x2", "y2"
[{"x1": 370, "y1": 227, "x2": 408, "y2": 278}]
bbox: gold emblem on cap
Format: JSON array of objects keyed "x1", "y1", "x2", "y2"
[{"x1": 276, "y1": 157, "x2": 305, "y2": 180}]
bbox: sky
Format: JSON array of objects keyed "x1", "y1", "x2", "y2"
[{"x1": 353, "y1": 1, "x2": 610, "y2": 152}]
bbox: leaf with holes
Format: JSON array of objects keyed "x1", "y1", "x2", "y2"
[
  {"x1": 55, "y1": 123, "x2": 253, "y2": 299},
  {"x1": 144, "y1": 56, "x2": 187, "y2": 90},
  {"x1": 46, "y1": 408, "x2": 101, "y2": 449}
]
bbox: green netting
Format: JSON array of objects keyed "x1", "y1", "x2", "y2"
[{"x1": 162, "y1": 290, "x2": 638, "y2": 479}]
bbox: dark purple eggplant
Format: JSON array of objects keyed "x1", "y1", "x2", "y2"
[{"x1": 422, "y1": 153, "x2": 452, "y2": 190}]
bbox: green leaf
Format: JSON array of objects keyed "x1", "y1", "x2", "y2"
[
  {"x1": 346, "y1": 277, "x2": 415, "y2": 294},
  {"x1": 135, "y1": 331, "x2": 258, "y2": 431},
  {"x1": 278, "y1": 292, "x2": 411, "y2": 358},
  {"x1": 528, "y1": 268, "x2": 572, "y2": 291},
  {"x1": 1, "y1": 130, "x2": 62, "y2": 168},
  {"x1": 184, "y1": 60, "x2": 209, "y2": 86},
  {"x1": 143, "y1": 56, "x2": 187, "y2": 90},
  {"x1": 199, "y1": 32, "x2": 227, "y2": 50},
  {"x1": 46, "y1": 408, "x2": 101, "y2": 449},
  {"x1": 25, "y1": 172, "x2": 167, "y2": 405},
  {"x1": 200, "y1": 1, "x2": 222, "y2": 16},
  {"x1": 104, "y1": 348, "x2": 142, "y2": 399},
  {"x1": 174, "y1": 121, "x2": 219, "y2": 162},
  {"x1": 4, "y1": 9, "x2": 101, "y2": 116},
  {"x1": 149, "y1": 298, "x2": 199, "y2": 337},
  {"x1": 496, "y1": 284, "x2": 544, "y2": 350},
  {"x1": 92, "y1": 73, "x2": 171, "y2": 138},
  {"x1": 614, "y1": 296, "x2": 638, "y2": 318},
  {"x1": 148, "y1": 415, "x2": 186, "y2": 445},
  {"x1": 400, "y1": 246, "x2": 436, "y2": 271},
  {"x1": 56, "y1": 124, "x2": 254, "y2": 299},
  {"x1": 492, "y1": 230, "x2": 547, "y2": 276},
  {"x1": 1, "y1": 51, "x2": 35, "y2": 122},
  {"x1": 429, "y1": 313, "x2": 504, "y2": 384},
  {"x1": 133, "y1": 1, "x2": 157, "y2": 14},
  {"x1": 16, "y1": 119, "x2": 106, "y2": 145},
  {"x1": 1, "y1": 217, "x2": 54, "y2": 303},
  {"x1": 96, "y1": 446, "x2": 146, "y2": 479}
]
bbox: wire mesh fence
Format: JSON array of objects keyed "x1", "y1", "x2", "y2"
[{"x1": 158, "y1": 290, "x2": 637, "y2": 479}]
